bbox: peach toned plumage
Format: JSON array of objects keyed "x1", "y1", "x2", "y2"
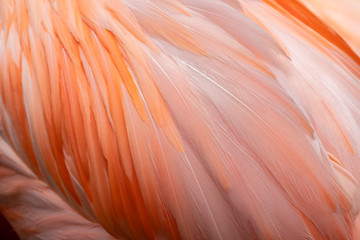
[{"x1": 0, "y1": 0, "x2": 359, "y2": 239}]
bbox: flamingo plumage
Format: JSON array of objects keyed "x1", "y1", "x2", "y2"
[{"x1": 0, "y1": 0, "x2": 360, "y2": 239}]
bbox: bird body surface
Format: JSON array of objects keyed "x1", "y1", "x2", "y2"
[{"x1": 0, "y1": 0, "x2": 360, "y2": 239}]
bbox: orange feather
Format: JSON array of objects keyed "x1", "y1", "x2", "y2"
[{"x1": 0, "y1": 0, "x2": 360, "y2": 239}]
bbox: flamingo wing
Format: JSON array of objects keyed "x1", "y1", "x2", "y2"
[{"x1": 0, "y1": 0, "x2": 359, "y2": 239}]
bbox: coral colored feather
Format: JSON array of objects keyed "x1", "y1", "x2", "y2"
[{"x1": 0, "y1": 0, "x2": 360, "y2": 239}]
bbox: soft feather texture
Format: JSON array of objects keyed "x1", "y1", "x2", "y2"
[
  {"x1": 0, "y1": 0, "x2": 359, "y2": 239},
  {"x1": 0, "y1": 138, "x2": 116, "y2": 240}
]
